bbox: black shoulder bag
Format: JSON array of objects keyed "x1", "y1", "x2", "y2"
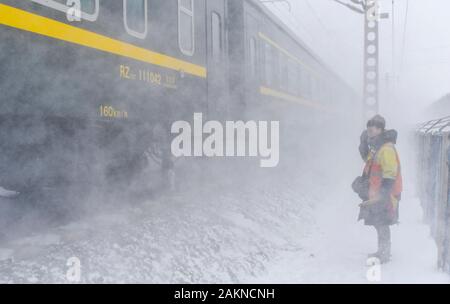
[{"x1": 352, "y1": 159, "x2": 373, "y2": 201}]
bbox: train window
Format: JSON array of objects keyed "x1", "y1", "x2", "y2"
[
  {"x1": 123, "y1": 0, "x2": 148, "y2": 39},
  {"x1": 249, "y1": 37, "x2": 257, "y2": 76},
  {"x1": 31, "y1": 0, "x2": 99, "y2": 21},
  {"x1": 272, "y1": 48, "x2": 280, "y2": 88},
  {"x1": 296, "y1": 67, "x2": 302, "y2": 96},
  {"x1": 287, "y1": 59, "x2": 295, "y2": 94},
  {"x1": 178, "y1": 0, "x2": 195, "y2": 56},
  {"x1": 288, "y1": 61, "x2": 293, "y2": 92},
  {"x1": 264, "y1": 43, "x2": 272, "y2": 85},
  {"x1": 278, "y1": 55, "x2": 284, "y2": 90},
  {"x1": 80, "y1": 0, "x2": 95, "y2": 14},
  {"x1": 211, "y1": 12, "x2": 222, "y2": 61},
  {"x1": 280, "y1": 55, "x2": 289, "y2": 91}
]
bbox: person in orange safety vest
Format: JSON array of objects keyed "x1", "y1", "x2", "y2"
[{"x1": 358, "y1": 115, "x2": 403, "y2": 264}]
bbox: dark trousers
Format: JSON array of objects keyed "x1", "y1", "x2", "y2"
[{"x1": 375, "y1": 225, "x2": 391, "y2": 257}]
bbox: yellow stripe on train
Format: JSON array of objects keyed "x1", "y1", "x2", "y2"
[
  {"x1": 259, "y1": 86, "x2": 330, "y2": 112},
  {"x1": 0, "y1": 4, "x2": 207, "y2": 78}
]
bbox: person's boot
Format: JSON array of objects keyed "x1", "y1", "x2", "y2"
[
  {"x1": 378, "y1": 242, "x2": 391, "y2": 264},
  {"x1": 368, "y1": 229, "x2": 383, "y2": 259}
]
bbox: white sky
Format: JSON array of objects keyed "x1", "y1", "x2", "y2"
[{"x1": 265, "y1": 0, "x2": 450, "y2": 119}]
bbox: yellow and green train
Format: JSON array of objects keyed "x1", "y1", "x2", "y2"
[{"x1": 0, "y1": 0, "x2": 358, "y2": 191}]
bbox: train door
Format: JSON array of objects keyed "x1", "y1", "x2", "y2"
[
  {"x1": 206, "y1": 0, "x2": 228, "y2": 119},
  {"x1": 244, "y1": 8, "x2": 260, "y2": 106}
]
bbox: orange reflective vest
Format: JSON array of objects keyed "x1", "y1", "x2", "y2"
[{"x1": 364, "y1": 143, "x2": 403, "y2": 219}]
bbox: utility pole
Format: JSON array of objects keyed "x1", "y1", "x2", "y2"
[
  {"x1": 392, "y1": 0, "x2": 395, "y2": 79},
  {"x1": 333, "y1": 0, "x2": 389, "y2": 121},
  {"x1": 391, "y1": 0, "x2": 396, "y2": 108}
]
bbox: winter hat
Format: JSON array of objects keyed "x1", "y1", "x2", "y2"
[{"x1": 367, "y1": 114, "x2": 386, "y2": 130}]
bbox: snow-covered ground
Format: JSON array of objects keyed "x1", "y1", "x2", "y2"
[
  {"x1": 249, "y1": 184, "x2": 450, "y2": 284},
  {"x1": 0, "y1": 159, "x2": 323, "y2": 283},
  {"x1": 248, "y1": 133, "x2": 450, "y2": 284},
  {"x1": 0, "y1": 137, "x2": 448, "y2": 283}
]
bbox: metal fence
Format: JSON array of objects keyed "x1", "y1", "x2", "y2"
[{"x1": 416, "y1": 116, "x2": 450, "y2": 272}]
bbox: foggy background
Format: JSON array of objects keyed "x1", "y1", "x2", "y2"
[{"x1": 264, "y1": 0, "x2": 450, "y2": 122}]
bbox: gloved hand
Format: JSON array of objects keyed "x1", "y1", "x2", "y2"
[{"x1": 359, "y1": 130, "x2": 369, "y2": 161}]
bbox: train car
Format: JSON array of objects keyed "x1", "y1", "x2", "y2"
[
  {"x1": 0, "y1": 0, "x2": 357, "y2": 192},
  {"x1": 228, "y1": 0, "x2": 358, "y2": 125},
  {"x1": 0, "y1": 0, "x2": 214, "y2": 191},
  {"x1": 227, "y1": 0, "x2": 359, "y2": 158}
]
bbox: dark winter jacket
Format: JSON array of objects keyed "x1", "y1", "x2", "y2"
[
  {"x1": 359, "y1": 130, "x2": 369, "y2": 161},
  {"x1": 359, "y1": 129, "x2": 398, "y2": 161},
  {"x1": 358, "y1": 129, "x2": 402, "y2": 226}
]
